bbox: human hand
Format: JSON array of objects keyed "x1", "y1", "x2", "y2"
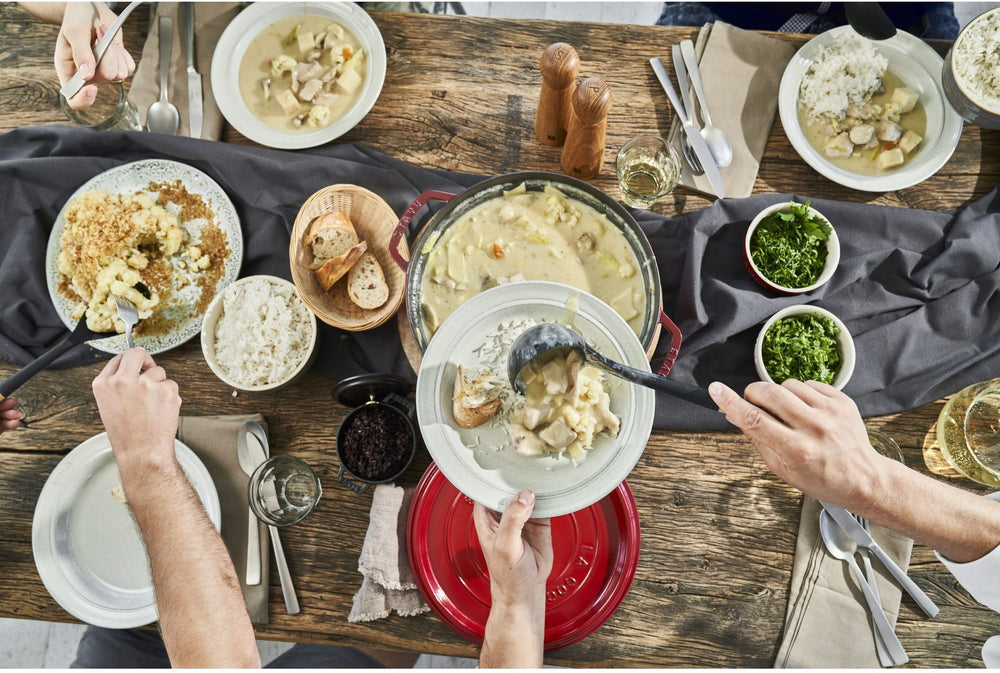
[
  {"x1": 708, "y1": 379, "x2": 885, "y2": 509},
  {"x1": 92, "y1": 348, "x2": 180, "y2": 477},
  {"x1": 0, "y1": 397, "x2": 23, "y2": 433},
  {"x1": 56, "y1": 2, "x2": 136, "y2": 109}
]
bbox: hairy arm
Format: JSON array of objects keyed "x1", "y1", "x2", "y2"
[
  {"x1": 93, "y1": 349, "x2": 260, "y2": 668},
  {"x1": 709, "y1": 379, "x2": 1000, "y2": 563}
]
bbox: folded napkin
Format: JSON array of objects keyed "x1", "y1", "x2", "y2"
[
  {"x1": 129, "y1": 2, "x2": 242, "y2": 139},
  {"x1": 176, "y1": 413, "x2": 270, "y2": 625},
  {"x1": 775, "y1": 498, "x2": 913, "y2": 668},
  {"x1": 349, "y1": 484, "x2": 430, "y2": 622},
  {"x1": 666, "y1": 22, "x2": 796, "y2": 198}
]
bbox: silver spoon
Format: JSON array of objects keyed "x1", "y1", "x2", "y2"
[
  {"x1": 679, "y1": 40, "x2": 733, "y2": 168},
  {"x1": 819, "y1": 510, "x2": 909, "y2": 666},
  {"x1": 147, "y1": 15, "x2": 180, "y2": 134},
  {"x1": 507, "y1": 323, "x2": 716, "y2": 411},
  {"x1": 111, "y1": 294, "x2": 139, "y2": 349}
]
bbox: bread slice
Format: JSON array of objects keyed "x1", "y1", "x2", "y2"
[
  {"x1": 347, "y1": 251, "x2": 389, "y2": 309},
  {"x1": 307, "y1": 211, "x2": 358, "y2": 270},
  {"x1": 315, "y1": 240, "x2": 367, "y2": 291},
  {"x1": 452, "y1": 365, "x2": 502, "y2": 429}
]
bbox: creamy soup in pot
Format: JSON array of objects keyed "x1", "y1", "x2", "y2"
[
  {"x1": 238, "y1": 15, "x2": 366, "y2": 133},
  {"x1": 420, "y1": 184, "x2": 648, "y2": 337}
]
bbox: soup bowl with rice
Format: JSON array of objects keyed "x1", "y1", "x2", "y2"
[
  {"x1": 202, "y1": 275, "x2": 318, "y2": 392},
  {"x1": 943, "y1": 7, "x2": 1000, "y2": 129}
]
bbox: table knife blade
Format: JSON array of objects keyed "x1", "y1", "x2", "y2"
[
  {"x1": 820, "y1": 501, "x2": 940, "y2": 618},
  {"x1": 181, "y1": 3, "x2": 203, "y2": 139}
]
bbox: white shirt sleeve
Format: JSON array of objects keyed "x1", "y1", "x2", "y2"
[{"x1": 934, "y1": 492, "x2": 1000, "y2": 613}]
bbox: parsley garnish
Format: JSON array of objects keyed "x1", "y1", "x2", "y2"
[
  {"x1": 749, "y1": 202, "x2": 832, "y2": 289},
  {"x1": 761, "y1": 313, "x2": 842, "y2": 384}
]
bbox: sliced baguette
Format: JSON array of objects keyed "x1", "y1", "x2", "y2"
[
  {"x1": 315, "y1": 240, "x2": 367, "y2": 291},
  {"x1": 307, "y1": 211, "x2": 358, "y2": 269},
  {"x1": 452, "y1": 365, "x2": 502, "y2": 429},
  {"x1": 347, "y1": 251, "x2": 389, "y2": 309}
]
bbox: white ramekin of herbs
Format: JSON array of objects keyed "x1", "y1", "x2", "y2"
[
  {"x1": 744, "y1": 201, "x2": 840, "y2": 294},
  {"x1": 754, "y1": 305, "x2": 856, "y2": 390}
]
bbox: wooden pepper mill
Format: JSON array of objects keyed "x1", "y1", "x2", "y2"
[
  {"x1": 561, "y1": 77, "x2": 612, "y2": 180},
  {"x1": 535, "y1": 42, "x2": 580, "y2": 147}
]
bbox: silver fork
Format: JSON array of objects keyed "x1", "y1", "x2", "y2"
[
  {"x1": 855, "y1": 513, "x2": 894, "y2": 667},
  {"x1": 112, "y1": 295, "x2": 139, "y2": 349}
]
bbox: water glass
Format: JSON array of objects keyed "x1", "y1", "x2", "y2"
[
  {"x1": 60, "y1": 81, "x2": 142, "y2": 131},
  {"x1": 867, "y1": 428, "x2": 904, "y2": 464},
  {"x1": 615, "y1": 135, "x2": 681, "y2": 209},
  {"x1": 248, "y1": 456, "x2": 322, "y2": 527}
]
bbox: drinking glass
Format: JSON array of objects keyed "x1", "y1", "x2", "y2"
[
  {"x1": 937, "y1": 378, "x2": 1000, "y2": 488},
  {"x1": 867, "y1": 428, "x2": 904, "y2": 464},
  {"x1": 248, "y1": 456, "x2": 322, "y2": 527},
  {"x1": 60, "y1": 81, "x2": 142, "y2": 131},
  {"x1": 615, "y1": 135, "x2": 681, "y2": 209}
]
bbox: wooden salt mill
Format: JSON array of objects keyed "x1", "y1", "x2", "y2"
[
  {"x1": 561, "y1": 77, "x2": 612, "y2": 180},
  {"x1": 535, "y1": 42, "x2": 580, "y2": 147}
]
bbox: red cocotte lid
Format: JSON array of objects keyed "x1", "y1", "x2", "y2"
[{"x1": 407, "y1": 463, "x2": 641, "y2": 652}]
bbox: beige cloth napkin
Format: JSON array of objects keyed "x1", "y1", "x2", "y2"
[
  {"x1": 666, "y1": 22, "x2": 796, "y2": 198},
  {"x1": 177, "y1": 413, "x2": 270, "y2": 625},
  {"x1": 775, "y1": 497, "x2": 914, "y2": 668},
  {"x1": 348, "y1": 484, "x2": 430, "y2": 622},
  {"x1": 129, "y1": 2, "x2": 242, "y2": 139}
]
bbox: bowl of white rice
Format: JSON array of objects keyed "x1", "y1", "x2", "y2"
[
  {"x1": 943, "y1": 7, "x2": 1000, "y2": 129},
  {"x1": 201, "y1": 275, "x2": 318, "y2": 392},
  {"x1": 779, "y1": 25, "x2": 963, "y2": 192}
]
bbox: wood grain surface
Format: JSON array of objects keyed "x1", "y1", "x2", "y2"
[{"x1": 1, "y1": 4, "x2": 998, "y2": 667}]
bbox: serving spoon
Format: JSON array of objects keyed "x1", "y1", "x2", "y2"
[
  {"x1": 845, "y1": 3, "x2": 897, "y2": 41},
  {"x1": 507, "y1": 323, "x2": 717, "y2": 411},
  {"x1": 147, "y1": 15, "x2": 180, "y2": 134}
]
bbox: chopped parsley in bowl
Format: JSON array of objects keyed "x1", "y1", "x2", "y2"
[
  {"x1": 753, "y1": 305, "x2": 855, "y2": 390},
  {"x1": 745, "y1": 201, "x2": 840, "y2": 294}
]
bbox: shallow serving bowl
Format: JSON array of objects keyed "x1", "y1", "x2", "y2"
[
  {"x1": 744, "y1": 201, "x2": 840, "y2": 295},
  {"x1": 754, "y1": 304, "x2": 855, "y2": 391},
  {"x1": 211, "y1": 2, "x2": 386, "y2": 149},
  {"x1": 201, "y1": 275, "x2": 318, "y2": 392},
  {"x1": 778, "y1": 25, "x2": 963, "y2": 192},
  {"x1": 290, "y1": 184, "x2": 406, "y2": 331}
]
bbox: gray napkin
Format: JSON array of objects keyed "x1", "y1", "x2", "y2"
[
  {"x1": 129, "y1": 2, "x2": 242, "y2": 139},
  {"x1": 348, "y1": 484, "x2": 429, "y2": 622},
  {"x1": 775, "y1": 498, "x2": 913, "y2": 668},
  {"x1": 666, "y1": 22, "x2": 796, "y2": 198},
  {"x1": 176, "y1": 413, "x2": 270, "y2": 624}
]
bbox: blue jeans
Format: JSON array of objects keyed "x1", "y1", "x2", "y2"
[{"x1": 70, "y1": 627, "x2": 383, "y2": 668}]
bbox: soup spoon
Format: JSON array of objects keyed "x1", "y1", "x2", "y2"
[
  {"x1": 507, "y1": 323, "x2": 717, "y2": 411},
  {"x1": 147, "y1": 16, "x2": 180, "y2": 134}
]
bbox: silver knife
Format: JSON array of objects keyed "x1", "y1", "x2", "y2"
[
  {"x1": 649, "y1": 57, "x2": 724, "y2": 198},
  {"x1": 241, "y1": 421, "x2": 301, "y2": 615},
  {"x1": 820, "y1": 501, "x2": 940, "y2": 618},
  {"x1": 181, "y1": 3, "x2": 203, "y2": 139}
]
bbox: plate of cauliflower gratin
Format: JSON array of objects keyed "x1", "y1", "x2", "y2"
[{"x1": 45, "y1": 159, "x2": 242, "y2": 354}]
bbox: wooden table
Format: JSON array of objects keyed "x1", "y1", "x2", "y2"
[{"x1": 1, "y1": 5, "x2": 998, "y2": 667}]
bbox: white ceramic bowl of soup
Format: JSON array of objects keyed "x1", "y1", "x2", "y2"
[
  {"x1": 778, "y1": 25, "x2": 963, "y2": 192},
  {"x1": 212, "y1": 2, "x2": 386, "y2": 149}
]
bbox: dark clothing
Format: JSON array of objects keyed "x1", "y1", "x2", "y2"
[
  {"x1": 656, "y1": 2, "x2": 960, "y2": 39},
  {"x1": 70, "y1": 626, "x2": 383, "y2": 669}
]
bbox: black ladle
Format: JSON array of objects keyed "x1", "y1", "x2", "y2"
[
  {"x1": 0, "y1": 318, "x2": 114, "y2": 398},
  {"x1": 845, "y1": 3, "x2": 897, "y2": 41},
  {"x1": 507, "y1": 323, "x2": 717, "y2": 411}
]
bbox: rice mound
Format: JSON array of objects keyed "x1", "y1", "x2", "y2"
[
  {"x1": 798, "y1": 33, "x2": 888, "y2": 124},
  {"x1": 953, "y1": 9, "x2": 1000, "y2": 113},
  {"x1": 213, "y1": 277, "x2": 313, "y2": 387}
]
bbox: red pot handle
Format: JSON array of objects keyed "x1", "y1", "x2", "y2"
[
  {"x1": 655, "y1": 310, "x2": 683, "y2": 377},
  {"x1": 389, "y1": 190, "x2": 457, "y2": 272}
]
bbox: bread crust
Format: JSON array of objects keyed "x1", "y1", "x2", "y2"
[
  {"x1": 347, "y1": 252, "x2": 389, "y2": 309},
  {"x1": 314, "y1": 240, "x2": 367, "y2": 291},
  {"x1": 452, "y1": 365, "x2": 502, "y2": 429}
]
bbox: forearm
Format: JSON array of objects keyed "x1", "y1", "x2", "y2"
[
  {"x1": 479, "y1": 598, "x2": 545, "y2": 668},
  {"x1": 18, "y1": 2, "x2": 68, "y2": 23},
  {"x1": 123, "y1": 455, "x2": 261, "y2": 668},
  {"x1": 855, "y1": 457, "x2": 1000, "y2": 563}
]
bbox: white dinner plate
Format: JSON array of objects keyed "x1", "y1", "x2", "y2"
[
  {"x1": 415, "y1": 281, "x2": 656, "y2": 519},
  {"x1": 45, "y1": 159, "x2": 243, "y2": 355},
  {"x1": 778, "y1": 26, "x2": 963, "y2": 192},
  {"x1": 211, "y1": 2, "x2": 387, "y2": 150},
  {"x1": 32, "y1": 434, "x2": 221, "y2": 629}
]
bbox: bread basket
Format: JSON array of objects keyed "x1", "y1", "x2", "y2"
[{"x1": 290, "y1": 184, "x2": 407, "y2": 330}]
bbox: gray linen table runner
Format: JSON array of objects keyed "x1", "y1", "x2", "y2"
[{"x1": 1, "y1": 125, "x2": 998, "y2": 431}]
